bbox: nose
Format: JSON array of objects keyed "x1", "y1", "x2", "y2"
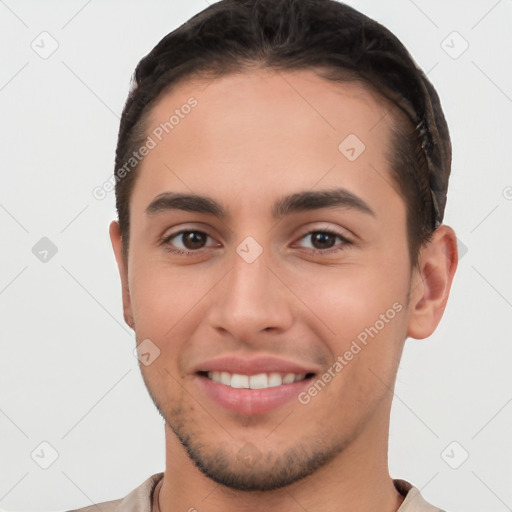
[{"x1": 206, "y1": 245, "x2": 295, "y2": 344}]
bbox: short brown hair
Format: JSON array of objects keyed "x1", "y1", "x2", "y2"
[{"x1": 114, "y1": 0, "x2": 451, "y2": 265}]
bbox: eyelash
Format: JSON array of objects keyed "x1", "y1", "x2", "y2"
[{"x1": 159, "y1": 228, "x2": 352, "y2": 257}]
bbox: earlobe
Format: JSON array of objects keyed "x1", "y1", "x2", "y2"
[
  {"x1": 109, "y1": 220, "x2": 135, "y2": 330},
  {"x1": 407, "y1": 225, "x2": 458, "y2": 339}
]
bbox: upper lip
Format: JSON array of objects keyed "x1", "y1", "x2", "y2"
[{"x1": 194, "y1": 355, "x2": 318, "y2": 376}]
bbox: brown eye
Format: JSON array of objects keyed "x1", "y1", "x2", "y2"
[
  {"x1": 161, "y1": 229, "x2": 220, "y2": 256},
  {"x1": 180, "y1": 231, "x2": 207, "y2": 250},
  {"x1": 309, "y1": 232, "x2": 337, "y2": 250},
  {"x1": 295, "y1": 229, "x2": 352, "y2": 255}
]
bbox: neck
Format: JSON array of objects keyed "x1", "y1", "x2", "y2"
[{"x1": 158, "y1": 409, "x2": 404, "y2": 512}]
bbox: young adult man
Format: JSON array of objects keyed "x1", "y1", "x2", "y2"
[{"x1": 72, "y1": 1, "x2": 458, "y2": 510}]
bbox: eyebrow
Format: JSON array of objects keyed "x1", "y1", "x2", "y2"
[{"x1": 145, "y1": 188, "x2": 375, "y2": 219}]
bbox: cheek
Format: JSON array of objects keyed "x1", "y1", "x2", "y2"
[
  {"x1": 294, "y1": 261, "x2": 408, "y2": 343},
  {"x1": 297, "y1": 267, "x2": 408, "y2": 422},
  {"x1": 128, "y1": 260, "x2": 214, "y2": 337},
  {"x1": 129, "y1": 264, "x2": 201, "y2": 393},
  {"x1": 287, "y1": 251, "x2": 410, "y2": 398}
]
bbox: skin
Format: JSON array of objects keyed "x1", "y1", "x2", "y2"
[{"x1": 110, "y1": 69, "x2": 458, "y2": 512}]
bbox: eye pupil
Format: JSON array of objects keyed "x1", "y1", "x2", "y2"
[
  {"x1": 183, "y1": 231, "x2": 205, "y2": 249},
  {"x1": 312, "y1": 232, "x2": 336, "y2": 250}
]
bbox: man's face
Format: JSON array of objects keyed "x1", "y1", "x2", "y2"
[{"x1": 115, "y1": 69, "x2": 417, "y2": 490}]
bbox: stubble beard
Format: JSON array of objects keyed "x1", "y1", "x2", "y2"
[{"x1": 141, "y1": 369, "x2": 357, "y2": 492}]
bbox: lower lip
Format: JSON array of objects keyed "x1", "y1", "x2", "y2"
[{"x1": 197, "y1": 374, "x2": 312, "y2": 415}]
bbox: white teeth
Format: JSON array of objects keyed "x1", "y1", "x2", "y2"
[
  {"x1": 249, "y1": 373, "x2": 268, "y2": 389},
  {"x1": 220, "y1": 371, "x2": 231, "y2": 386},
  {"x1": 282, "y1": 373, "x2": 296, "y2": 384},
  {"x1": 230, "y1": 374, "x2": 249, "y2": 389},
  {"x1": 267, "y1": 373, "x2": 283, "y2": 387},
  {"x1": 206, "y1": 371, "x2": 309, "y2": 389}
]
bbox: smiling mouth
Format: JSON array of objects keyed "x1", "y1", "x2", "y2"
[{"x1": 198, "y1": 371, "x2": 316, "y2": 389}]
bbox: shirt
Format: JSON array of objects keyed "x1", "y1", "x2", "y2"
[{"x1": 67, "y1": 473, "x2": 447, "y2": 512}]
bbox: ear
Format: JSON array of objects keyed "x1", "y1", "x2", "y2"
[
  {"x1": 407, "y1": 225, "x2": 458, "y2": 339},
  {"x1": 109, "y1": 220, "x2": 135, "y2": 330}
]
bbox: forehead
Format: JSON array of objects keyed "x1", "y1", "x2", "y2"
[
  {"x1": 132, "y1": 68, "x2": 402, "y2": 219},
  {"x1": 147, "y1": 68, "x2": 396, "y2": 145}
]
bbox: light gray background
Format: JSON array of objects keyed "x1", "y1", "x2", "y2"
[{"x1": 1, "y1": 1, "x2": 511, "y2": 511}]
